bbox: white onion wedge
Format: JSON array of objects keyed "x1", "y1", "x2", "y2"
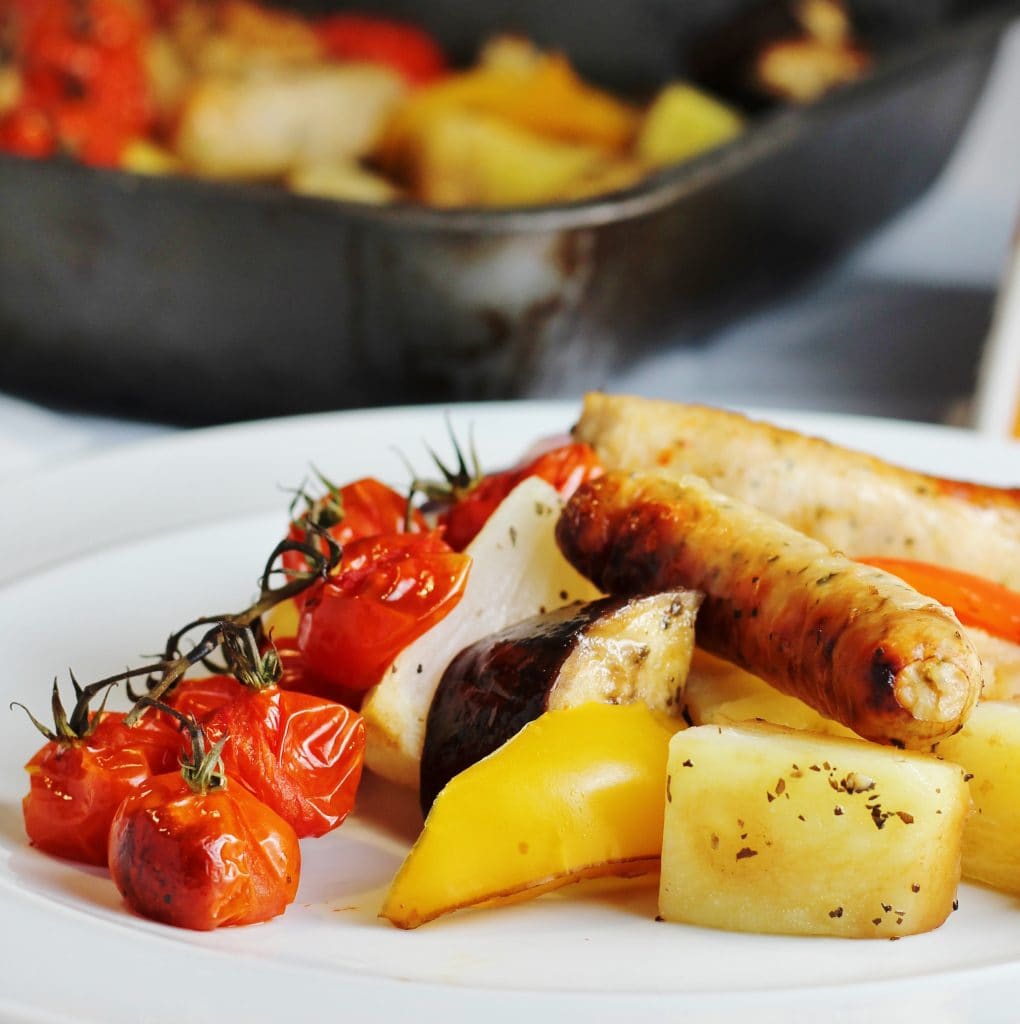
[{"x1": 361, "y1": 476, "x2": 602, "y2": 787}]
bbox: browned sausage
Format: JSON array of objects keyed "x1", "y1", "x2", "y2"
[
  {"x1": 573, "y1": 393, "x2": 1020, "y2": 588},
  {"x1": 556, "y1": 471, "x2": 982, "y2": 748}
]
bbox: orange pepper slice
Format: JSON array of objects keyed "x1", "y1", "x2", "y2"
[{"x1": 858, "y1": 557, "x2": 1020, "y2": 645}]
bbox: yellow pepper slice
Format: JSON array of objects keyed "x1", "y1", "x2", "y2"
[{"x1": 381, "y1": 701, "x2": 680, "y2": 929}]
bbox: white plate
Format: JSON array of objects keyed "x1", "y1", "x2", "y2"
[{"x1": 3, "y1": 401, "x2": 1020, "y2": 1024}]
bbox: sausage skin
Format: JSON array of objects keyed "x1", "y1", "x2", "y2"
[
  {"x1": 573, "y1": 393, "x2": 1020, "y2": 588},
  {"x1": 556, "y1": 471, "x2": 982, "y2": 748}
]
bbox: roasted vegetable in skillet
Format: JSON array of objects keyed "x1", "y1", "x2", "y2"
[{"x1": 0, "y1": 0, "x2": 748, "y2": 205}]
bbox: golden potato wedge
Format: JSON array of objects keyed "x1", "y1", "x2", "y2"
[
  {"x1": 660, "y1": 723, "x2": 969, "y2": 937},
  {"x1": 286, "y1": 160, "x2": 400, "y2": 204},
  {"x1": 683, "y1": 651, "x2": 1020, "y2": 901},
  {"x1": 683, "y1": 649, "x2": 857, "y2": 738},
  {"x1": 637, "y1": 83, "x2": 743, "y2": 168},
  {"x1": 398, "y1": 109, "x2": 629, "y2": 207},
  {"x1": 936, "y1": 700, "x2": 1020, "y2": 895}
]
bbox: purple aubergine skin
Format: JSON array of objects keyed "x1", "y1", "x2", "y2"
[{"x1": 419, "y1": 597, "x2": 629, "y2": 816}]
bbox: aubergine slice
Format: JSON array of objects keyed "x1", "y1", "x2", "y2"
[{"x1": 419, "y1": 589, "x2": 700, "y2": 814}]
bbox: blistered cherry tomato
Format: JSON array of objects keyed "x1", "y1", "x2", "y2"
[
  {"x1": 1, "y1": 0, "x2": 151, "y2": 166},
  {"x1": 166, "y1": 674, "x2": 247, "y2": 723},
  {"x1": 439, "y1": 442, "x2": 603, "y2": 550},
  {"x1": 203, "y1": 687, "x2": 365, "y2": 838},
  {"x1": 284, "y1": 476, "x2": 425, "y2": 591},
  {"x1": 108, "y1": 771, "x2": 300, "y2": 930},
  {"x1": 298, "y1": 532, "x2": 470, "y2": 695},
  {"x1": 22, "y1": 710, "x2": 181, "y2": 865}
]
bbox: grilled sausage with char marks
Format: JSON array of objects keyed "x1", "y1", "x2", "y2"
[
  {"x1": 573, "y1": 393, "x2": 1020, "y2": 589},
  {"x1": 555, "y1": 471, "x2": 982, "y2": 749}
]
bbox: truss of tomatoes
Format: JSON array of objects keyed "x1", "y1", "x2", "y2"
[{"x1": 18, "y1": 442, "x2": 600, "y2": 930}]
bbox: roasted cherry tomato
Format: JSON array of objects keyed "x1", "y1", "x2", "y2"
[
  {"x1": 1, "y1": 0, "x2": 151, "y2": 166},
  {"x1": 108, "y1": 763, "x2": 300, "y2": 930},
  {"x1": 858, "y1": 557, "x2": 1020, "y2": 645},
  {"x1": 166, "y1": 673, "x2": 247, "y2": 723},
  {"x1": 314, "y1": 13, "x2": 446, "y2": 85},
  {"x1": 298, "y1": 532, "x2": 470, "y2": 695},
  {"x1": 269, "y1": 633, "x2": 362, "y2": 706},
  {"x1": 203, "y1": 686, "x2": 365, "y2": 838},
  {"x1": 22, "y1": 709, "x2": 181, "y2": 866},
  {"x1": 0, "y1": 105, "x2": 59, "y2": 159},
  {"x1": 284, "y1": 476, "x2": 425, "y2": 580},
  {"x1": 438, "y1": 442, "x2": 603, "y2": 551}
]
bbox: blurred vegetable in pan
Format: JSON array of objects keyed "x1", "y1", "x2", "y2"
[{"x1": 0, "y1": 0, "x2": 753, "y2": 206}]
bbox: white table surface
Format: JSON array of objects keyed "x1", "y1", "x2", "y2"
[{"x1": 3, "y1": 19, "x2": 1020, "y2": 482}]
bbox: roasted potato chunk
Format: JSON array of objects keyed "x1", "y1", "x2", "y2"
[{"x1": 660, "y1": 723, "x2": 970, "y2": 937}]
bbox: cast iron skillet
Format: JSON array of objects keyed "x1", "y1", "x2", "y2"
[{"x1": 0, "y1": 0, "x2": 1016, "y2": 424}]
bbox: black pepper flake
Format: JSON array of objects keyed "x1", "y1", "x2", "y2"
[
  {"x1": 809, "y1": 765, "x2": 821, "y2": 772},
  {"x1": 735, "y1": 847, "x2": 758, "y2": 861},
  {"x1": 509, "y1": 525, "x2": 518, "y2": 546},
  {"x1": 775, "y1": 778, "x2": 786, "y2": 795},
  {"x1": 797, "y1": 814, "x2": 805, "y2": 822},
  {"x1": 963, "y1": 773, "x2": 974, "y2": 782},
  {"x1": 559, "y1": 590, "x2": 568, "y2": 601},
  {"x1": 881, "y1": 903, "x2": 892, "y2": 912},
  {"x1": 896, "y1": 811, "x2": 915, "y2": 825},
  {"x1": 416, "y1": 664, "x2": 423, "y2": 674},
  {"x1": 710, "y1": 833, "x2": 719, "y2": 850},
  {"x1": 767, "y1": 791, "x2": 775, "y2": 803},
  {"x1": 828, "y1": 907, "x2": 843, "y2": 919},
  {"x1": 953, "y1": 899, "x2": 959, "y2": 911},
  {"x1": 666, "y1": 775, "x2": 672, "y2": 803},
  {"x1": 872, "y1": 918, "x2": 882, "y2": 926},
  {"x1": 816, "y1": 572, "x2": 839, "y2": 585},
  {"x1": 681, "y1": 706, "x2": 694, "y2": 727},
  {"x1": 750, "y1": 608, "x2": 759, "y2": 618},
  {"x1": 733, "y1": 609, "x2": 743, "y2": 620},
  {"x1": 740, "y1": 832, "x2": 748, "y2": 840},
  {"x1": 911, "y1": 883, "x2": 920, "y2": 893},
  {"x1": 833, "y1": 806, "x2": 844, "y2": 816}
]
